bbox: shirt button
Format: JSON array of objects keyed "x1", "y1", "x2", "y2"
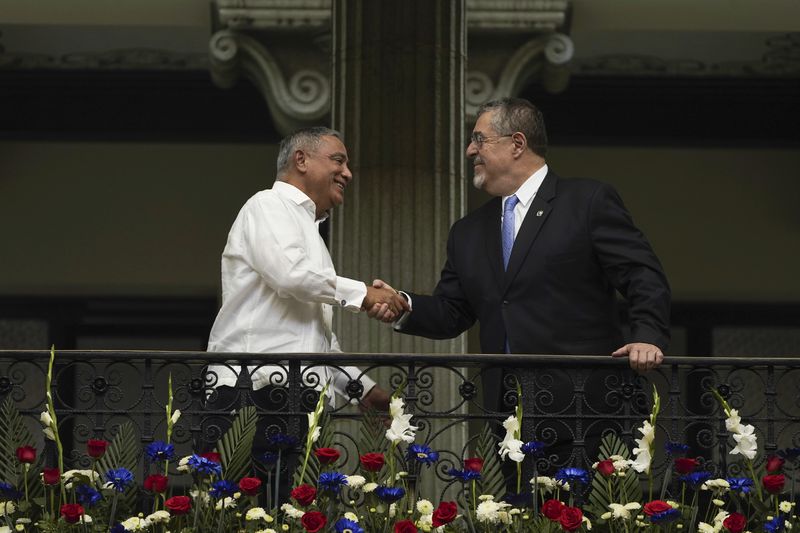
[
  {"x1": 341, "y1": 299, "x2": 347, "y2": 306},
  {"x1": 503, "y1": 300, "x2": 509, "y2": 305}
]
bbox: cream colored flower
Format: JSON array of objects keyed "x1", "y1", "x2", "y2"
[
  {"x1": 146, "y1": 510, "x2": 170, "y2": 524},
  {"x1": 346, "y1": 475, "x2": 366, "y2": 489},
  {"x1": 731, "y1": 425, "x2": 758, "y2": 459},
  {"x1": 246, "y1": 507, "x2": 270, "y2": 521},
  {"x1": 280, "y1": 503, "x2": 305, "y2": 519},
  {"x1": 780, "y1": 501, "x2": 794, "y2": 513},
  {"x1": 170, "y1": 409, "x2": 181, "y2": 425},
  {"x1": 120, "y1": 517, "x2": 147, "y2": 531},
  {"x1": 702, "y1": 479, "x2": 731, "y2": 493},
  {"x1": 725, "y1": 409, "x2": 742, "y2": 433},
  {"x1": 476, "y1": 499, "x2": 511, "y2": 523},
  {"x1": 606, "y1": 502, "x2": 641, "y2": 520},
  {"x1": 386, "y1": 412, "x2": 418, "y2": 444},
  {"x1": 363, "y1": 482, "x2": 378, "y2": 493},
  {"x1": 344, "y1": 512, "x2": 358, "y2": 522},
  {"x1": 215, "y1": 497, "x2": 237, "y2": 511},
  {"x1": 417, "y1": 499, "x2": 434, "y2": 514}
]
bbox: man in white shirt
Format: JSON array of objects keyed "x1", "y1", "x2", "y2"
[{"x1": 205, "y1": 127, "x2": 405, "y2": 445}]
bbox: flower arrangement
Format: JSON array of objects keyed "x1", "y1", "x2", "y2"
[{"x1": 0, "y1": 351, "x2": 798, "y2": 532}]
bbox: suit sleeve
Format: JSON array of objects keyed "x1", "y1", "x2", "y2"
[
  {"x1": 589, "y1": 183, "x2": 671, "y2": 350},
  {"x1": 399, "y1": 222, "x2": 477, "y2": 339}
]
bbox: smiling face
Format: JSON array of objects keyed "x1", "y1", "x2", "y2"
[
  {"x1": 299, "y1": 135, "x2": 353, "y2": 218},
  {"x1": 466, "y1": 110, "x2": 515, "y2": 196}
]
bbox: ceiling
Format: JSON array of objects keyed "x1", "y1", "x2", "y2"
[{"x1": 1, "y1": 0, "x2": 798, "y2": 77}]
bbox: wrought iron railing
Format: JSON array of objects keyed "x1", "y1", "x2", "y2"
[{"x1": 1, "y1": 350, "x2": 799, "y2": 501}]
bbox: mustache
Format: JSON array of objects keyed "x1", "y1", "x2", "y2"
[{"x1": 473, "y1": 157, "x2": 483, "y2": 165}]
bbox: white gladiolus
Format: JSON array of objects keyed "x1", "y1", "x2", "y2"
[
  {"x1": 170, "y1": 409, "x2": 181, "y2": 425},
  {"x1": 498, "y1": 415, "x2": 524, "y2": 462}
]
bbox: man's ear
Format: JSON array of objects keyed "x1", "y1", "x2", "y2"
[
  {"x1": 511, "y1": 132, "x2": 528, "y2": 158},
  {"x1": 294, "y1": 150, "x2": 308, "y2": 172}
]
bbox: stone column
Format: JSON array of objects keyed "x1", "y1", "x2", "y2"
[{"x1": 330, "y1": 0, "x2": 467, "y2": 356}]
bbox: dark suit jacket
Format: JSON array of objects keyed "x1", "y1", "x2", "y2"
[{"x1": 400, "y1": 171, "x2": 671, "y2": 355}]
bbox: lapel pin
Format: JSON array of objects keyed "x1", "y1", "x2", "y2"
[{"x1": 536, "y1": 210, "x2": 544, "y2": 217}]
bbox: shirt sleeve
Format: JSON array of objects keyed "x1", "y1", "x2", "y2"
[{"x1": 240, "y1": 197, "x2": 367, "y2": 310}]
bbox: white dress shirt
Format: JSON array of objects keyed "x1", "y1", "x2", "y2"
[
  {"x1": 207, "y1": 181, "x2": 376, "y2": 405},
  {"x1": 501, "y1": 163, "x2": 548, "y2": 238}
]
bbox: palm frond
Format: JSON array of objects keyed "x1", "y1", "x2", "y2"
[
  {"x1": 217, "y1": 406, "x2": 258, "y2": 482},
  {"x1": 358, "y1": 407, "x2": 389, "y2": 455},
  {"x1": 0, "y1": 398, "x2": 43, "y2": 498},
  {"x1": 588, "y1": 432, "x2": 641, "y2": 516},
  {"x1": 96, "y1": 422, "x2": 141, "y2": 512},
  {"x1": 475, "y1": 422, "x2": 506, "y2": 500}
]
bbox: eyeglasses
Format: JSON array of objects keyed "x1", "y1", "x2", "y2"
[{"x1": 470, "y1": 132, "x2": 512, "y2": 148}]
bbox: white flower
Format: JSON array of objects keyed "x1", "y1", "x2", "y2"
[
  {"x1": 530, "y1": 476, "x2": 557, "y2": 491},
  {"x1": 0, "y1": 526, "x2": 10, "y2": 533},
  {"x1": 583, "y1": 516, "x2": 593, "y2": 530},
  {"x1": 713, "y1": 510, "x2": 730, "y2": 525},
  {"x1": 385, "y1": 413, "x2": 418, "y2": 444},
  {"x1": 39, "y1": 411, "x2": 53, "y2": 427},
  {"x1": 417, "y1": 499, "x2": 434, "y2": 514},
  {"x1": 731, "y1": 425, "x2": 758, "y2": 459},
  {"x1": 478, "y1": 494, "x2": 495, "y2": 501},
  {"x1": 120, "y1": 517, "x2": 147, "y2": 531},
  {"x1": 417, "y1": 514, "x2": 433, "y2": 530},
  {"x1": 363, "y1": 482, "x2": 378, "y2": 493},
  {"x1": 308, "y1": 426, "x2": 321, "y2": 444},
  {"x1": 146, "y1": 511, "x2": 170, "y2": 524},
  {"x1": 246, "y1": 507, "x2": 270, "y2": 521},
  {"x1": 177, "y1": 455, "x2": 192, "y2": 473},
  {"x1": 630, "y1": 420, "x2": 655, "y2": 474},
  {"x1": 14, "y1": 519, "x2": 31, "y2": 524},
  {"x1": 701, "y1": 479, "x2": 730, "y2": 493},
  {"x1": 389, "y1": 503, "x2": 397, "y2": 518},
  {"x1": 42, "y1": 427, "x2": 56, "y2": 441},
  {"x1": 780, "y1": 501, "x2": 794, "y2": 513},
  {"x1": 606, "y1": 502, "x2": 641, "y2": 520},
  {"x1": 346, "y1": 475, "x2": 366, "y2": 489},
  {"x1": 697, "y1": 522, "x2": 715, "y2": 533},
  {"x1": 344, "y1": 512, "x2": 359, "y2": 522},
  {"x1": 389, "y1": 397, "x2": 405, "y2": 418},
  {"x1": 0, "y1": 502, "x2": 16, "y2": 514},
  {"x1": 281, "y1": 503, "x2": 305, "y2": 519},
  {"x1": 255, "y1": 529, "x2": 278, "y2": 533},
  {"x1": 476, "y1": 499, "x2": 511, "y2": 523},
  {"x1": 81, "y1": 515, "x2": 93, "y2": 524},
  {"x1": 170, "y1": 409, "x2": 181, "y2": 425},
  {"x1": 63, "y1": 469, "x2": 99, "y2": 482},
  {"x1": 498, "y1": 436, "x2": 525, "y2": 462},
  {"x1": 215, "y1": 497, "x2": 237, "y2": 510},
  {"x1": 502, "y1": 415, "x2": 520, "y2": 434},
  {"x1": 725, "y1": 409, "x2": 742, "y2": 433}
]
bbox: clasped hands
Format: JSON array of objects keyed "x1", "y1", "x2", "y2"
[{"x1": 361, "y1": 279, "x2": 408, "y2": 323}]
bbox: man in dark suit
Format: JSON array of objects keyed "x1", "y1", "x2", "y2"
[{"x1": 371, "y1": 97, "x2": 670, "y2": 462}]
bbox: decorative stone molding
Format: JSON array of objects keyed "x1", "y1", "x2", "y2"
[{"x1": 209, "y1": 30, "x2": 330, "y2": 135}]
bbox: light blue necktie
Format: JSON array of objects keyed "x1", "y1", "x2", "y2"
[{"x1": 502, "y1": 194, "x2": 519, "y2": 270}]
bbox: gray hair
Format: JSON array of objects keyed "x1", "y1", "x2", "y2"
[
  {"x1": 276, "y1": 126, "x2": 342, "y2": 179},
  {"x1": 477, "y1": 98, "x2": 548, "y2": 157}
]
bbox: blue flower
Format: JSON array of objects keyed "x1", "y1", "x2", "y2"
[
  {"x1": 765, "y1": 515, "x2": 786, "y2": 533},
  {"x1": 521, "y1": 441, "x2": 546, "y2": 456},
  {"x1": 266, "y1": 433, "x2": 299, "y2": 451},
  {"x1": 318, "y1": 472, "x2": 348, "y2": 493},
  {"x1": 0, "y1": 482, "x2": 21, "y2": 500},
  {"x1": 727, "y1": 477, "x2": 754, "y2": 494},
  {"x1": 447, "y1": 468, "x2": 480, "y2": 482},
  {"x1": 502, "y1": 491, "x2": 532, "y2": 507},
  {"x1": 679, "y1": 471, "x2": 712, "y2": 487},
  {"x1": 650, "y1": 509, "x2": 681, "y2": 523},
  {"x1": 374, "y1": 485, "x2": 405, "y2": 503},
  {"x1": 75, "y1": 484, "x2": 102, "y2": 507},
  {"x1": 145, "y1": 441, "x2": 175, "y2": 462},
  {"x1": 209, "y1": 480, "x2": 237, "y2": 499},
  {"x1": 188, "y1": 454, "x2": 223, "y2": 476},
  {"x1": 665, "y1": 442, "x2": 689, "y2": 455},
  {"x1": 778, "y1": 448, "x2": 800, "y2": 460},
  {"x1": 407, "y1": 444, "x2": 439, "y2": 466},
  {"x1": 555, "y1": 467, "x2": 590, "y2": 486},
  {"x1": 261, "y1": 452, "x2": 279, "y2": 465},
  {"x1": 334, "y1": 518, "x2": 364, "y2": 533},
  {"x1": 110, "y1": 524, "x2": 127, "y2": 533},
  {"x1": 105, "y1": 468, "x2": 134, "y2": 492}
]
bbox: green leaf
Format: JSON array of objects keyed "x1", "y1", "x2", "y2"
[
  {"x1": 217, "y1": 406, "x2": 258, "y2": 482},
  {"x1": 0, "y1": 397, "x2": 44, "y2": 498},
  {"x1": 358, "y1": 407, "x2": 389, "y2": 456},
  {"x1": 587, "y1": 432, "x2": 641, "y2": 516},
  {"x1": 475, "y1": 422, "x2": 506, "y2": 500},
  {"x1": 95, "y1": 421, "x2": 141, "y2": 512}
]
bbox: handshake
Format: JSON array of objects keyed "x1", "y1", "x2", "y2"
[{"x1": 361, "y1": 279, "x2": 409, "y2": 323}]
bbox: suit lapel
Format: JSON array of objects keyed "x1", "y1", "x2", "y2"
[
  {"x1": 503, "y1": 171, "x2": 557, "y2": 294},
  {"x1": 483, "y1": 196, "x2": 505, "y2": 290}
]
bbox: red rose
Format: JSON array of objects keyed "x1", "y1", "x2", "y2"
[
  {"x1": 42, "y1": 467, "x2": 61, "y2": 485},
  {"x1": 239, "y1": 477, "x2": 262, "y2": 496},
  {"x1": 360, "y1": 452, "x2": 385, "y2": 472},
  {"x1": 394, "y1": 519, "x2": 418, "y2": 533},
  {"x1": 143, "y1": 474, "x2": 168, "y2": 493},
  {"x1": 314, "y1": 447, "x2": 340, "y2": 465},
  {"x1": 596, "y1": 459, "x2": 615, "y2": 477},
  {"x1": 464, "y1": 457, "x2": 484, "y2": 472},
  {"x1": 301, "y1": 510, "x2": 327, "y2": 532},
  {"x1": 200, "y1": 452, "x2": 222, "y2": 463},
  {"x1": 60, "y1": 503, "x2": 85, "y2": 523},
  {"x1": 165, "y1": 495, "x2": 192, "y2": 515},
  {"x1": 432, "y1": 501, "x2": 458, "y2": 527},
  {"x1": 723, "y1": 512, "x2": 748, "y2": 533},
  {"x1": 674, "y1": 457, "x2": 700, "y2": 474},
  {"x1": 643, "y1": 500, "x2": 673, "y2": 516},
  {"x1": 291, "y1": 483, "x2": 317, "y2": 506},
  {"x1": 559, "y1": 506, "x2": 583, "y2": 532},
  {"x1": 762, "y1": 474, "x2": 786, "y2": 494},
  {"x1": 86, "y1": 439, "x2": 108, "y2": 459},
  {"x1": 542, "y1": 499, "x2": 565, "y2": 520},
  {"x1": 16, "y1": 446, "x2": 36, "y2": 464},
  {"x1": 766, "y1": 455, "x2": 785, "y2": 473}
]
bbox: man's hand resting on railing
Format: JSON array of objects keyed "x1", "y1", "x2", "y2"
[{"x1": 612, "y1": 343, "x2": 664, "y2": 373}]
